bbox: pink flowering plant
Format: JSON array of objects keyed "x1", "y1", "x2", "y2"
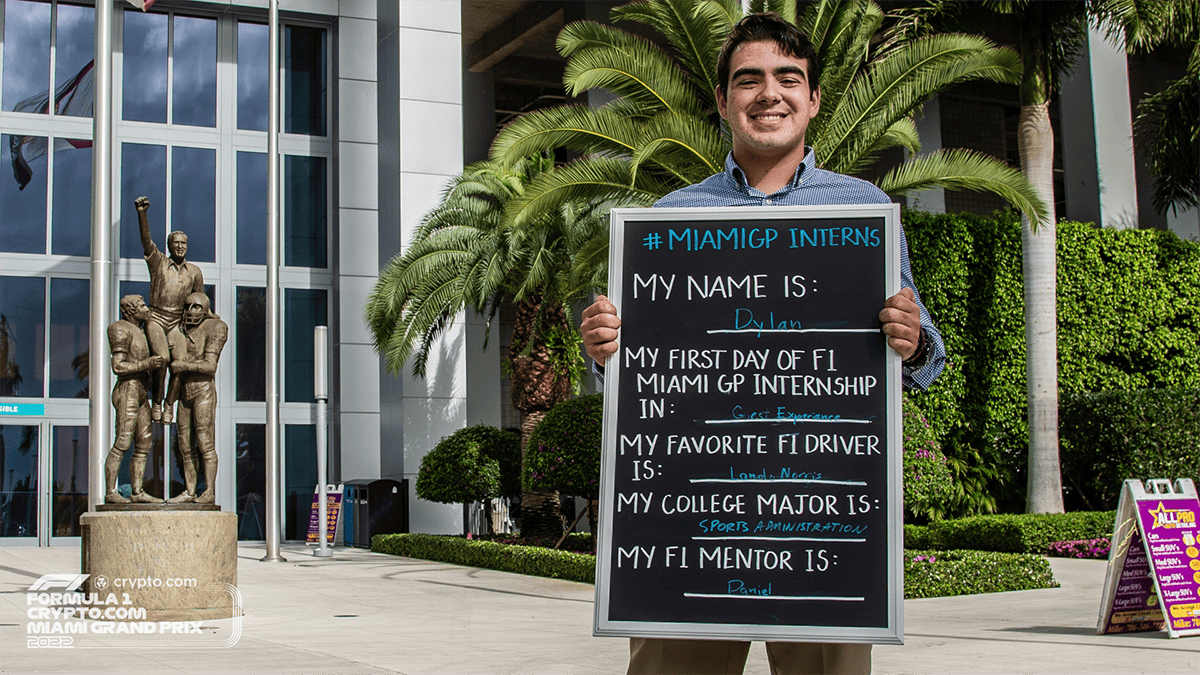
[
  {"x1": 524, "y1": 394, "x2": 603, "y2": 533},
  {"x1": 1047, "y1": 537, "x2": 1111, "y2": 559},
  {"x1": 903, "y1": 395, "x2": 954, "y2": 521}
]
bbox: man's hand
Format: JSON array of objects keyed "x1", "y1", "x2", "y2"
[
  {"x1": 135, "y1": 196, "x2": 150, "y2": 214},
  {"x1": 581, "y1": 294, "x2": 621, "y2": 366},
  {"x1": 879, "y1": 287, "x2": 922, "y2": 362},
  {"x1": 145, "y1": 355, "x2": 165, "y2": 370}
]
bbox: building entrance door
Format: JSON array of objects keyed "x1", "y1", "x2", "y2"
[{"x1": 0, "y1": 423, "x2": 90, "y2": 546}]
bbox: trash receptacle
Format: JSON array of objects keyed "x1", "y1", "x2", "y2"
[{"x1": 342, "y1": 479, "x2": 408, "y2": 548}]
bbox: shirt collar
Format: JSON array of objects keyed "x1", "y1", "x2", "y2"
[{"x1": 725, "y1": 147, "x2": 818, "y2": 193}]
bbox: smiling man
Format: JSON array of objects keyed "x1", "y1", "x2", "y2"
[{"x1": 581, "y1": 13, "x2": 945, "y2": 675}]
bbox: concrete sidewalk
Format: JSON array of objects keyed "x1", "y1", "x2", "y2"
[{"x1": 1, "y1": 542, "x2": 1195, "y2": 675}]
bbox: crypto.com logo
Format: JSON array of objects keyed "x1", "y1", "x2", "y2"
[{"x1": 28, "y1": 575, "x2": 90, "y2": 592}]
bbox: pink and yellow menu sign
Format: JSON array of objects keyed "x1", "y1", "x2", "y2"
[{"x1": 1098, "y1": 479, "x2": 1200, "y2": 639}]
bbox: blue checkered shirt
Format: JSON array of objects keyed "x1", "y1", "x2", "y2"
[{"x1": 596, "y1": 149, "x2": 945, "y2": 390}]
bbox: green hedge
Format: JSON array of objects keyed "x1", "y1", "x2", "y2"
[
  {"x1": 904, "y1": 511, "x2": 1116, "y2": 553},
  {"x1": 372, "y1": 533, "x2": 595, "y2": 583},
  {"x1": 374, "y1": 535, "x2": 1059, "y2": 598},
  {"x1": 904, "y1": 550, "x2": 1058, "y2": 598},
  {"x1": 903, "y1": 210, "x2": 1200, "y2": 514},
  {"x1": 1060, "y1": 387, "x2": 1200, "y2": 510}
]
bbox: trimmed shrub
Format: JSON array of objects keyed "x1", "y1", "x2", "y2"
[
  {"x1": 904, "y1": 511, "x2": 1116, "y2": 553},
  {"x1": 415, "y1": 425, "x2": 521, "y2": 505},
  {"x1": 902, "y1": 394, "x2": 953, "y2": 521},
  {"x1": 373, "y1": 535, "x2": 1058, "y2": 599},
  {"x1": 372, "y1": 533, "x2": 595, "y2": 583},
  {"x1": 904, "y1": 550, "x2": 1059, "y2": 598},
  {"x1": 525, "y1": 394, "x2": 603, "y2": 498},
  {"x1": 1060, "y1": 387, "x2": 1200, "y2": 510},
  {"x1": 902, "y1": 210, "x2": 1200, "y2": 514}
]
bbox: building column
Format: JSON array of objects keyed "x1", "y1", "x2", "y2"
[
  {"x1": 1060, "y1": 26, "x2": 1139, "y2": 229},
  {"x1": 378, "y1": 1, "x2": 466, "y2": 534},
  {"x1": 334, "y1": 2, "x2": 383, "y2": 489}
]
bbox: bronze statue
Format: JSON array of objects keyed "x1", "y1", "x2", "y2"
[
  {"x1": 136, "y1": 196, "x2": 204, "y2": 425},
  {"x1": 165, "y1": 292, "x2": 227, "y2": 504},
  {"x1": 104, "y1": 295, "x2": 165, "y2": 504}
]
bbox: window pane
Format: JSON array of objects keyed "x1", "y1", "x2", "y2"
[
  {"x1": 52, "y1": 426, "x2": 87, "y2": 536},
  {"x1": 120, "y1": 142, "x2": 166, "y2": 259},
  {"x1": 284, "y1": 288, "x2": 326, "y2": 402},
  {"x1": 118, "y1": 280, "x2": 149, "y2": 308},
  {"x1": 284, "y1": 155, "x2": 327, "y2": 268},
  {"x1": 237, "y1": 22, "x2": 268, "y2": 132},
  {"x1": 122, "y1": 9, "x2": 168, "y2": 123},
  {"x1": 0, "y1": 424, "x2": 39, "y2": 537},
  {"x1": 236, "y1": 286, "x2": 265, "y2": 401},
  {"x1": 237, "y1": 152, "x2": 267, "y2": 265},
  {"x1": 171, "y1": 146, "x2": 216, "y2": 262},
  {"x1": 0, "y1": 276, "x2": 45, "y2": 397},
  {"x1": 172, "y1": 15, "x2": 216, "y2": 127},
  {"x1": 48, "y1": 277, "x2": 87, "y2": 398},
  {"x1": 285, "y1": 424, "x2": 317, "y2": 541},
  {"x1": 236, "y1": 423, "x2": 265, "y2": 540},
  {"x1": 1, "y1": 134, "x2": 48, "y2": 253},
  {"x1": 51, "y1": 140, "x2": 92, "y2": 256},
  {"x1": 2, "y1": 0, "x2": 50, "y2": 113},
  {"x1": 54, "y1": 3, "x2": 94, "y2": 119},
  {"x1": 285, "y1": 26, "x2": 326, "y2": 136}
]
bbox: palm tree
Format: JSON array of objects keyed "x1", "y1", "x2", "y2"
[
  {"x1": 365, "y1": 154, "x2": 607, "y2": 538},
  {"x1": 490, "y1": 0, "x2": 1047, "y2": 230},
  {"x1": 941, "y1": 0, "x2": 1197, "y2": 514}
]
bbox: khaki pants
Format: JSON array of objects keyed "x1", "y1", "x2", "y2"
[{"x1": 627, "y1": 638, "x2": 871, "y2": 675}]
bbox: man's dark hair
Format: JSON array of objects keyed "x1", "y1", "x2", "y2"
[{"x1": 716, "y1": 12, "x2": 820, "y2": 94}]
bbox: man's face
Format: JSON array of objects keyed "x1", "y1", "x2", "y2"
[
  {"x1": 185, "y1": 302, "x2": 204, "y2": 327},
  {"x1": 168, "y1": 234, "x2": 188, "y2": 260},
  {"x1": 132, "y1": 300, "x2": 150, "y2": 324},
  {"x1": 716, "y1": 40, "x2": 820, "y2": 161}
]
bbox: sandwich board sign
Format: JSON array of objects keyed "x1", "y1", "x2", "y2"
[
  {"x1": 594, "y1": 205, "x2": 904, "y2": 644},
  {"x1": 307, "y1": 484, "x2": 344, "y2": 546},
  {"x1": 1098, "y1": 478, "x2": 1200, "y2": 638}
]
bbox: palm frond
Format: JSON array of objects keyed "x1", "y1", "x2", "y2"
[
  {"x1": 559, "y1": 23, "x2": 703, "y2": 116},
  {"x1": 816, "y1": 33, "x2": 1021, "y2": 173},
  {"x1": 630, "y1": 111, "x2": 729, "y2": 185},
  {"x1": 504, "y1": 157, "x2": 670, "y2": 229},
  {"x1": 491, "y1": 105, "x2": 641, "y2": 166},
  {"x1": 876, "y1": 148, "x2": 1048, "y2": 224},
  {"x1": 612, "y1": 0, "x2": 728, "y2": 109},
  {"x1": 807, "y1": 1, "x2": 882, "y2": 144}
]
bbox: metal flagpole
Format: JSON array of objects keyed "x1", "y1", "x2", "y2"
[
  {"x1": 314, "y1": 326, "x2": 331, "y2": 557},
  {"x1": 88, "y1": 0, "x2": 115, "y2": 509},
  {"x1": 261, "y1": 0, "x2": 285, "y2": 562}
]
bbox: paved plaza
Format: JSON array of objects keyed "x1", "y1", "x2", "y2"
[{"x1": 1, "y1": 542, "x2": 1196, "y2": 675}]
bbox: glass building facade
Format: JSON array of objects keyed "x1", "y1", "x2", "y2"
[{"x1": 1, "y1": 1, "x2": 332, "y2": 543}]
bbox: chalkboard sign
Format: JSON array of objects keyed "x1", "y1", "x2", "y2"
[{"x1": 594, "y1": 205, "x2": 903, "y2": 644}]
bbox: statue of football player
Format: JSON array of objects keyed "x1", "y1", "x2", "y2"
[
  {"x1": 164, "y1": 292, "x2": 227, "y2": 504},
  {"x1": 136, "y1": 196, "x2": 204, "y2": 425},
  {"x1": 104, "y1": 295, "x2": 166, "y2": 503}
]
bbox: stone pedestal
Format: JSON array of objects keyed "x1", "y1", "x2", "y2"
[{"x1": 80, "y1": 510, "x2": 238, "y2": 621}]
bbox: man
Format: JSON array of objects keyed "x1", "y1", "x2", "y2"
[
  {"x1": 137, "y1": 195, "x2": 205, "y2": 425},
  {"x1": 164, "y1": 292, "x2": 227, "y2": 504},
  {"x1": 104, "y1": 295, "x2": 165, "y2": 504},
  {"x1": 581, "y1": 13, "x2": 945, "y2": 675}
]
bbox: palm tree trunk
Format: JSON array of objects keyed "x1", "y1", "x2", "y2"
[
  {"x1": 1018, "y1": 100, "x2": 1063, "y2": 514},
  {"x1": 519, "y1": 410, "x2": 563, "y2": 538}
]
